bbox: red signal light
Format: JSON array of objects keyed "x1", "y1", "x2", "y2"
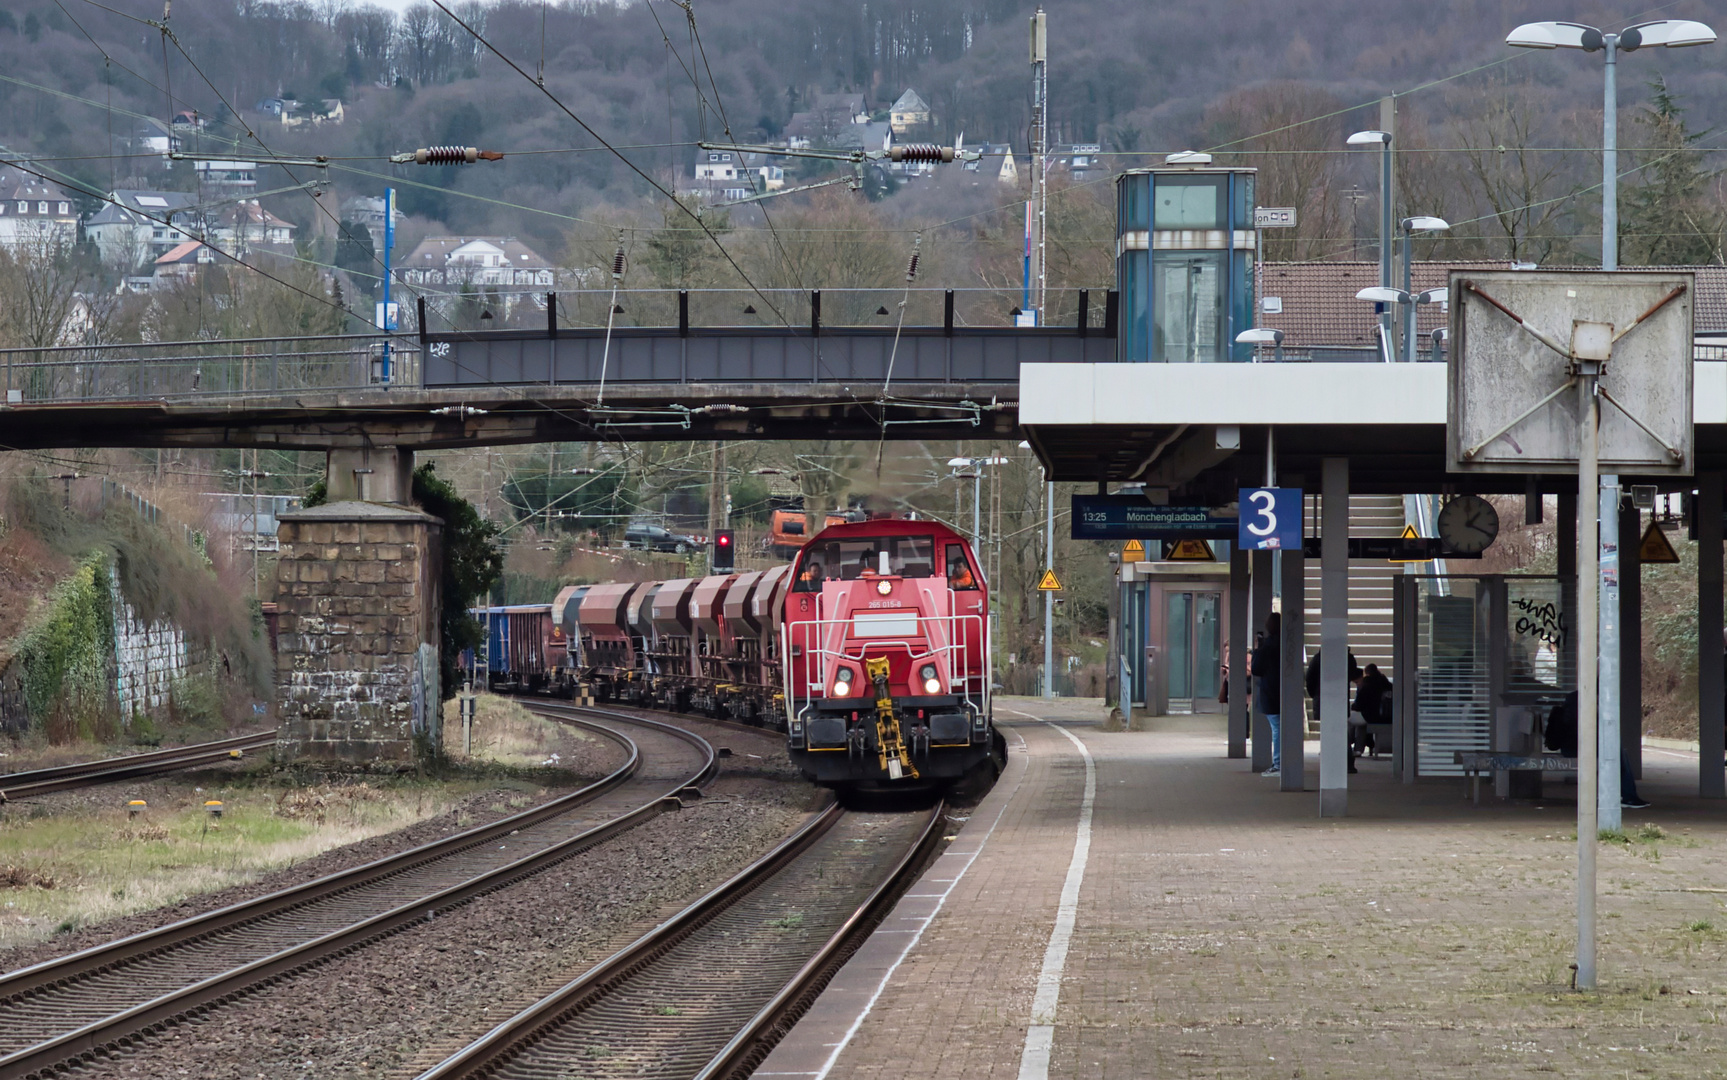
[{"x1": 713, "y1": 528, "x2": 735, "y2": 570}]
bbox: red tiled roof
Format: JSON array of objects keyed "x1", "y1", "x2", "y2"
[{"x1": 1259, "y1": 261, "x2": 1727, "y2": 350}]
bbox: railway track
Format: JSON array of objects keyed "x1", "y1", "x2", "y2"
[
  {"x1": 0, "y1": 706, "x2": 716, "y2": 1080},
  {"x1": 0, "y1": 730, "x2": 278, "y2": 801},
  {"x1": 416, "y1": 796, "x2": 944, "y2": 1080}
]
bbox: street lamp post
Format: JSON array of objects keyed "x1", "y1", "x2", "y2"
[
  {"x1": 1401, "y1": 216, "x2": 1450, "y2": 362},
  {"x1": 1507, "y1": 16, "x2": 1716, "y2": 995},
  {"x1": 1347, "y1": 130, "x2": 1393, "y2": 345},
  {"x1": 1354, "y1": 286, "x2": 1446, "y2": 362},
  {"x1": 1507, "y1": 19, "x2": 1717, "y2": 270},
  {"x1": 1235, "y1": 327, "x2": 1285, "y2": 363}
]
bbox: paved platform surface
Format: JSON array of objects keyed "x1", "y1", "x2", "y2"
[{"x1": 759, "y1": 697, "x2": 1727, "y2": 1079}]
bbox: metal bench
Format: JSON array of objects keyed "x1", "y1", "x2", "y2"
[{"x1": 1453, "y1": 752, "x2": 1578, "y2": 804}]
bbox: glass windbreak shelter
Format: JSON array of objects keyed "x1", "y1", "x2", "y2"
[
  {"x1": 1391, "y1": 575, "x2": 1575, "y2": 786},
  {"x1": 1116, "y1": 165, "x2": 1256, "y2": 363}
]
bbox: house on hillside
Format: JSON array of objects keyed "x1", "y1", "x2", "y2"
[
  {"x1": 397, "y1": 237, "x2": 557, "y2": 289},
  {"x1": 339, "y1": 194, "x2": 401, "y2": 252},
  {"x1": 153, "y1": 240, "x2": 215, "y2": 286},
  {"x1": 206, "y1": 200, "x2": 295, "y2": 249},
  {"x1": 782, "y1": 92, "x2": 870, "y2": 149},
  {"x1": 85, "y1": 189, "x2": 199, "y2": 268},
  {"x1": 0, "y1": 170, "x2": 78, "y2": 251},
  {"x1": 685, "y1": 149, "x2": 754, "y2": 202},
  {"x1": 132, "y1": 118, "x2": 181, "y2": 158},
  {"x1": 192, "y1": 160, "x2": 257, "y2": 192},
  {"x1": 1053, "y1": 143, "x2": 1102, "y2": 182},
  {"x1": 964, "y1": 143, "x2": 1018, "y2": 185},
  {"x1": 889, "y1": 89, "x2": 931, "y2": 133}
]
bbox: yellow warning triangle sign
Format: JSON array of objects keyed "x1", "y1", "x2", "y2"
[
  {"x1": 1638, "y1": 520, "x2": 1681, "y2": 564},
  {"x1": 1037, "y1": 568, "x2": 1063, "y2": 590},
  {"x1": 1166, "y1": 539, "x2": 1216, "y2": 562},
  {"x1": 1400, "y1": 524, "x2": 1420, "y2": 540},
  {"x1": 1121, "y1": 539, "x2": 1145, "y2": 563}
]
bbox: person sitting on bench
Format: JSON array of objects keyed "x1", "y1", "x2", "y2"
[{"x1": 1349, "y1": 663, "x2": 1392, "y2": 772}]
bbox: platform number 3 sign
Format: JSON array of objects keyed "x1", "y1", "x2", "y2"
[{"x1": 1238, "y1": 488, "x2": 1303, "y2": 551}]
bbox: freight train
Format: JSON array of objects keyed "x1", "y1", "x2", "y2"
[{"x1": 470, "y1": 518, "x2": 1002, "y2": 789}]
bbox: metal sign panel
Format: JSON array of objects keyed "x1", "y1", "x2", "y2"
[
  {"x1": 1164, "y1": 539, "x2": 1216, "y2": 562},
  {"x1": 1238, "y1": 487, "x2": 1302, "y2": 550},
  {"x1": 1448, "y1": 270, "x2": 1694, "y2": 475},
  {"x1": 1037, "y1": 568, "x2": 1063, "y2": 590},
  {"x1": 1254, "y1": 207, "x2": 1297, "y2": 228},
  {"x1": 1637, "y1": 521, "x2": 1680, "y2": 564},
  {"x1": 1070, "y1": 496, "x2": 1236, "y2": 540}
]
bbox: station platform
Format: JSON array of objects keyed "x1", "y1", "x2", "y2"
[{"x1": 758, "y1": 698, "x2": 1727, "y2": 1079}]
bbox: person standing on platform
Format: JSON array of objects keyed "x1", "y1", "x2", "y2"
[{"x1": 1252, "y1": 612, "x2": 1282, "y2": 777}]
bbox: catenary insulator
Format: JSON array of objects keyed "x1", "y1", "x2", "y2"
[
  {"x1": 611, "y1": 246, "x2": 627, "y2": 279},
  {"x1": 415, "y1": 146, "x2": 478, "y2": 165},
  {"x1": 905, "y1": 252, "x2": 920, "y2": 282},
  {"x1": 888, "y1": 144, "x2": 955, "y2": 163}
]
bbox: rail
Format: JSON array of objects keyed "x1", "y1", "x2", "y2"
[
  {"x1": 0, "y1": 730, "x2": 275, "y2": 801},
  {"x1": 414, "y1": 799, "x2": 943, "y2": 1079},
  {"x1": 0, "y1": 706, "x2": 713, "y2": 1079}
]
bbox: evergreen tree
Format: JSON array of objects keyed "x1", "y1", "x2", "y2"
[{"x1": 1621, "y1": 78, "x2": 1722, "y2": 266}]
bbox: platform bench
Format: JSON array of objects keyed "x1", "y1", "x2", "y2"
[{"x1": 1453, "y1": 752, "x2": 1578, "y2": 804}]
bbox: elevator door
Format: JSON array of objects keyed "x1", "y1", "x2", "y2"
[{"x1": 1166, "y1": 590, "x2": 1223, "y2": 713}]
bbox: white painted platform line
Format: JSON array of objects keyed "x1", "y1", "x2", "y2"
[
  {"x1": 807, "y1": 729, "x2": 1028, "y2": 1080},
  {"x1": 1013, "y1": 719, "x2": 1096, "y2": 1080}
]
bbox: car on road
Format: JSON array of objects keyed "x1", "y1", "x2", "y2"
[{"x1": 624, "y1": 522, "x2": 704, "y2": 553}]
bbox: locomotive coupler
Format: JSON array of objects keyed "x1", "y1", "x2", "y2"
[{"x1": 865, "y1": 657, "x2": 919, "y2": 781}]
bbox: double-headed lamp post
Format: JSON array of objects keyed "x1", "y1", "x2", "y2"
[
  {"x1": 1234, "y1": 327, "x2": 1284, "y2": 362},
  {"x1": 1355, "y1": 286, "x2": 1447, "y2": 362},
  {"x1": 1506, "y1": 19, "x2": 1716, "y2": 270},
  {"x1": 1401, "y1": 216, "x2": 1449, "y2": 361}
]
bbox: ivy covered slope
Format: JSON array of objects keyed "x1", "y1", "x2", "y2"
[{"x1": 0, "y1": 479, "x2": 273, "y2": 746}]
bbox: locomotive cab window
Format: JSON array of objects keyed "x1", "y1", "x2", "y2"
[
  {"x1": 946, "y1": 545, "x2": 979, "y2": 589},
  {"x1": 793, "y1": 536, "x2": 935, "y2": 590}
]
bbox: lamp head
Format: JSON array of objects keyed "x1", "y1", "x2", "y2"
[
  {"x1": 1505, "y1": 20, "x2": 1599, "y2": 49},
  {"x1": 1401, "y1": 216, "x2": 1450, "y2": 232},
  {"x1": 1355, "y1": 286, "x2": 1405, "y2": 304},
  {"x1": 1623, "y1": 19, "x2": 1716, "y2": 49},
  {"x1": 1416, "y1": 288, "x2": 1449, "y2": 305},
  {"x1": 946, "y1": 457, "x2": 972, "y2": 467},
  {"x1": 1234, "y1": 328, "x2": 1284, "y2": 345},
  {"x1": 1346, "y1": 130, "x2": 1391, "y2": 146}
]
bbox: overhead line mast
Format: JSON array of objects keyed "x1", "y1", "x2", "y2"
[{"x1": 1028, "y1": 7, "x2": 1048, "y2": 326}]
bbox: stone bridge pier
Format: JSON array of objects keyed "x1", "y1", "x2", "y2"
[{"x1": 272, "y1": 448, "x2": 444, "y2": 762}]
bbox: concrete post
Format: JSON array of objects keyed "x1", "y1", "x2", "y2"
[
  {"x1": 1250, "y1": 548, "x2": 1273, "y2": 771},
  {"x1": 326, "y1": 446, "x2": 414, "y2": 504},
  {"x1": 1319, "y1": 458, "x2": 1348, "y2": 816},
  {"x1": 1280, "y1": 545, "x2": 1306, "y2": 792},
  {"x1": 1699, "y1": 474, "x2": 1724, "y2": 799},
  {"x1": 1598, "y1": 476, "x2": 1621, "y2": 831},
  {"x1": 1620, "y1": 496, "x2": 1642, "y2": 781},
  {"x1": 1558, "y1": 490, "x2": 1577, "y2": 696},
  {"x1": 1228, "y1": 545, "x2": 1248, "y2": 758}
]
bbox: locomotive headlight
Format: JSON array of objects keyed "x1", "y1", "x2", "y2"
[
  {"x1": 831, "y1": 667, "x2": 856, "y2": 697},
  {"x1": 919, "y1": 663, "x2": 941, "y2": 695},
  {"x1": 876, "y1": 579, "x2": 893, "y2": 596}
]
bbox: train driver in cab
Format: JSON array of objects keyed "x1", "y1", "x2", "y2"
[
  {"x1": 947, "y1": 547, "x2": 976, "y2": 589},
  {"x1": 799, "y1": 557, "x2": 826, "y2": 586}
]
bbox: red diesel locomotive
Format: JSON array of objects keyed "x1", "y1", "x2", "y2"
[{"x1": 473, "y1": 519, "x2": 1000, "y2": 790}]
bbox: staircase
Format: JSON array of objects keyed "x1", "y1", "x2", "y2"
[{"x1": 1301, "y1": 494, "x2": 1407, "y2": 732}]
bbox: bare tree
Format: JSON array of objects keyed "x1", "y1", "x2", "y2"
[{"x1": 1202, "y1": 84, "x2": 1348, "y2": 261}]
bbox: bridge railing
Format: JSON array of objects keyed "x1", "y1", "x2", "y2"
[
  {"x1": 542, "y1": 287, "x2": 1110, "y2": 332},
  {"x1": 0, "y1": 334, "x2": 420, "y2": 405}
]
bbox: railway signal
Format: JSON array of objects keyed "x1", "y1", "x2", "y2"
[{"x1": 712, "y1": 529, "x2": 735, "y2": 571}]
